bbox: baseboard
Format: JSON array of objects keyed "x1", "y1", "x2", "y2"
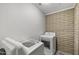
[{"x1": 57, "y1": 50, "x2": 73, "y2": 55}]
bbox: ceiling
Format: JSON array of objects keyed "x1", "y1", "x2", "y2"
[{"x1": 34, "y1": 3, "x2": 75, "y2": 15}]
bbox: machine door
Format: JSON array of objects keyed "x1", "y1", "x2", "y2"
[{"x1": 41, "y1": 40, "x2": 50, "y2": 49}]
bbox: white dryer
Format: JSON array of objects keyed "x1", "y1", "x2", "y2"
[{"x1": 40, "y1": 32, "x2": 56, "y2": 55}]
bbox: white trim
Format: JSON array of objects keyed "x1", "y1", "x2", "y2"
[
  {"x1": 57, "y1": 50, "x2": 73, "y2": 55},
  {"x1": 46, "y1": 4, "x2": 76, "y2": 15}
]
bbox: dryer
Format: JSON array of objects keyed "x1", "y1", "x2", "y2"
[{"x1": 40, "y1": 32, "x2": 56, "y2": 55}]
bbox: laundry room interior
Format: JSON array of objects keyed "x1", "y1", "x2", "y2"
[{"x1": 0, "y1": 3, "x2": 79, "y2": 55}]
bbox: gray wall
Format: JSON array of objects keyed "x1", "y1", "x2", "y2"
[{"x1": 0, "y1": 3, "x2": 45, "y2": 45}]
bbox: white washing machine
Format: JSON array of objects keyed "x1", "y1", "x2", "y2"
[{"x1": 40, "y1": 32, "x2": 56, "y2": 55}]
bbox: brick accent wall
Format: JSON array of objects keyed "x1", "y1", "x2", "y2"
[{"x1": 46, "y1": 9, "x2": 74, "y2": 54}]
